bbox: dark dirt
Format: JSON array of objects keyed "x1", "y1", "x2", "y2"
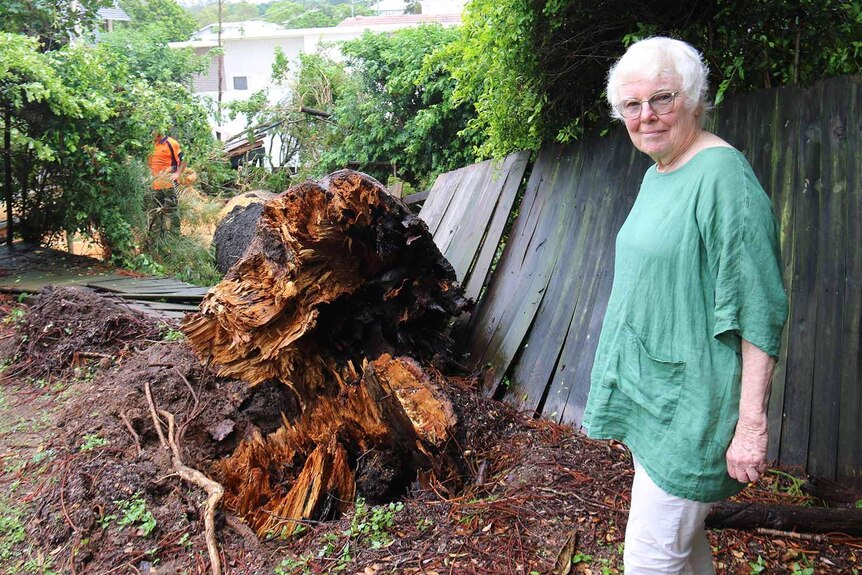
[
  {"x1": 213, "y1": 202, "x2": 265, "y2": 275},
  {"x1": 0, "y1": 287, "x2": 859, "y2": 575}
]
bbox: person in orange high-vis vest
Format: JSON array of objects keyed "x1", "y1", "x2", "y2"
[{"x1": 147, "y1": 131, "x2": 187, "y2": 234}]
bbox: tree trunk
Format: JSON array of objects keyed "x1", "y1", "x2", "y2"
[
  {"x1": 706, "y1": 501, "x2": 862, "y2": 536},
  {"x1": 184, "y1": 170, "x2": 469, "y2": 535}
]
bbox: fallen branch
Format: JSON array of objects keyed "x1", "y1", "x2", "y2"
[
  {"x1": 159, "y1": 409, "x2": 225, "y2": 575},
  {"x1": 707, "y1": 501, "x2": 862, "y2": 536},
  {"x1": 754, "y1": 527, "x2": 828, "y2": 542}
]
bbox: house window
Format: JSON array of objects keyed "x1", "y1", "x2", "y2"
[{"x1": 233, "y1": 76, "x2": 248, "y2": 90}]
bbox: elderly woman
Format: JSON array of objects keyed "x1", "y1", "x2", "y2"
[{"x1": 581, "y1": 38, "x2": 788, "y2": 574}]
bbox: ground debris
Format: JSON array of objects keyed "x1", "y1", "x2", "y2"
[{"x1": 0, "y1": 286, "x2": 859, "y2": 574}]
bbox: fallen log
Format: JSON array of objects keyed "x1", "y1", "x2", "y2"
[
  {"x1": 706, "y1": 501, "x2": 862, "y2": 536},
  {"x1": 184, "y1": 170, "x2": 469, "y2": 535}
]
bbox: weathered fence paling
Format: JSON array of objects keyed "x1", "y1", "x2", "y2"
[{"x1": 459, "y1": 76, "x2": 862, "y2": 485}]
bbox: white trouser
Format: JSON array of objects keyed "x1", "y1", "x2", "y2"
[{"x1": 624, "y1": 458, "x2": 716, "y2": 575}]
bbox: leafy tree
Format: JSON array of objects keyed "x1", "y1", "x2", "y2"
[
  {"x1": 118, "y1": 0, "x2": 199, "y2": 41},
  {"x1": 227, "y1": 25, "x2": 476, "y2": 188},
  {"x1": 262, "y1": 0, "x2": 372, "y2": 28},
  {"x1": 0, "y1": 0, "x2": 112, "y2": 50},
  {"x1": 225, "y1": 49, "x2": 348, "y2": 190},
  {"x1": 443, "y1": 0, "x2": 862, "y2": 156},
  {"x1": 0, "y1": 31, "x2": 220, "y2": 256},
  {"x1": 321, "y1": 25, "x2": 480, "y2": 186},
  {"x1": 191, "y1": 2, "x2": 263, "y2": 28},
  {"x1": 404, "y1": 1, "x2": 422, "y2": 15}
]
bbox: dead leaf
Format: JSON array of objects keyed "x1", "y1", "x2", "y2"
[{"x1": 552, "y1": 529, "x2": 578, "y2": 575}]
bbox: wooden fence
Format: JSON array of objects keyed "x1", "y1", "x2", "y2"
[
  {"x1": 464, "y1": 76, "x2": 861, "y2": 484},
  {"x1": 420, "y1": 152, "x2": 529, "y2": 302}
]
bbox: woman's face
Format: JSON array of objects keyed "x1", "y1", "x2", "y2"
[{"x1": 615, "y1": 76, "x2": 700, "y2": 166}]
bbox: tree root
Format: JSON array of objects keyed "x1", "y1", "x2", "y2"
[
  {"x1": 143, "y1": 378, "x2": 224, "y2": 575},
  {"x1": 158, "y1": 409, "x2": 225, "y2": 575}
]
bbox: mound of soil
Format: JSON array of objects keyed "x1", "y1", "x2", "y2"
[
  {"x1": 1, "y1": 285, "x2": 162, "y2": 379},
  {"x1": 0, "y1": 288, "x2": 859, "y2": 575}
]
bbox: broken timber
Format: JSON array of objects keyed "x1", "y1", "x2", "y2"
[
  {"x1": 707, "y1": 501, "x2": 862, "y2": 536},
  {"x1": 184, "y1": 170, "x2": 469, "y2": 535}
]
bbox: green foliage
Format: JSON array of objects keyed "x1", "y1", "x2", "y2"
[
  {"x1": 119, "y1": 0, "x2": 198, "y2": 42},
  {"x1": 322, "y1": 25, "x2": 480, "y2": 186},
  {"x1": 226, "y1": 49, "x2": 347, "y2": 182},
  {"x1": 162, "y1": 327, "x2": 186, "y2": 342},
  {"x1": 80, "y1": 434, "x2": 110, "y2": 452},
  {"x1": 191, "y1": 2, "x2": 262, "y2": 28},
  {"x1": 262, "y1": 1, "x2": 372, "y2": 28},
  {"x1": 0, "y1": 0, "x2": 111, "y2": 50},
  {"x1": 30, "y1": 448, "x2": 55, "y2": 466},
  {"x1": 748, "y1": 554, "x2": 767, "y2": 574},
  {"x1": 275, "y1": 497, "x2": 404, "y2": 575},
  {"x1": 436, "y1": 0, "x2": 546, "y2": 155},
  {"x1": 97, "y1": 28, "x2": 206, "y2": 83},
  {"x1": 790, "y1": 561, "x2": 814, "y2": 575},
  {"x1": 229, "y1": 25, "x2": 478, "y2": 187},
  {"x1": 0, "y1": 28, "x2": 225, "y2": 263},
  {"x1": 348, "y1": 497, "x2": 403, "y2": 549},
  {"x1": 443, "y1": 0, "x2": 862, "y2": 156},
  {"x1": 114, "y1": 493, "x2": 157, "y2": 536},
  {"x1": 0, "y1": 499, "x2": 26, "y2": 561},
  {"x1": 766, "y1": 469, "x2": 807, "y2": 499},
  {"x1": 3, "y1": 308, "x2": 26, "y2": 325}
]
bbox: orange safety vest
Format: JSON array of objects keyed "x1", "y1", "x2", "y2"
[{"x1": 148, "y1": 136, "x2": 184, "y2": 190}]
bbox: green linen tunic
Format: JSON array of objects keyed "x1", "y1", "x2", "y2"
[{"x1": 582, "y1": 146, "x2": 788, "y2": 503}]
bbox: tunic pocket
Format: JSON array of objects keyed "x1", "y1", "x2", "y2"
[{"x1": 613, "y1": 322, "x2": 685, "y2": 428}]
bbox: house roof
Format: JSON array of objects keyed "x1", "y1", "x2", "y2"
[
  {"x1": 336, "y1": 14, "x2": 461, "y2": 27},
  {"x1": 97, "y1": 5, "x2": 131, "y2": 22}
]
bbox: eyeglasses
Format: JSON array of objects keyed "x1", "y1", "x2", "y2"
[{"x1": 614, "y1": 91, "x2": 680, "y2": 119}]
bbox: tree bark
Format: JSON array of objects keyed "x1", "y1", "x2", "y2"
[
  {"x1": 184, "y1": 170, "x2": 469, "y2": 534},
  {"x1": 706, "y1": 501, "x2": 862, "y2": 536}
]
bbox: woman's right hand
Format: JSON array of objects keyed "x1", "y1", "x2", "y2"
[{"x1": 725, "y1": 417, "x2": 768, "y2": 483}]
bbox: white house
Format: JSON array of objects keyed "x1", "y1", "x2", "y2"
[{"x1": 169, "y1": 13, "x2": 463, "y2": 167}]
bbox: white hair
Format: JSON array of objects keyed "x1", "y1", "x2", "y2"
[{"x1": 606, "y1": 37, "x2": 710, "y2": 122}]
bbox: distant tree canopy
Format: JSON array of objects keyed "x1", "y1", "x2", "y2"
[
  {"x1": 119, "y1": 0, "x2": 199, "y2": 41},
  {"x1": 186, "y1": 0, "x2": 373, "y2": 29},
  {"x1": 442, "y1": 0, "x2": 862, "y2": 156},
  {"x1": 191, "y1": 1, "x2": 262, "y2": 28},
  {"x1": 262, "y1": 1, "x2": 373, "y2": 28}
]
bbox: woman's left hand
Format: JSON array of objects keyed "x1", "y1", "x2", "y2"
[{"x1": 726, "y1": 418, "x2": 768, "y2": 483}]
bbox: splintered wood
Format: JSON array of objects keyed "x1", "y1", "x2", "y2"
[{"x1": 184, "y1": 170, "x2": 468, "y2": 535}]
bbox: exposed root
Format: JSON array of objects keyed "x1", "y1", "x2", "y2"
[
  {"x1": 144, "y1": 380, "x2": 168, "y2": 451},
  {"x1": 119, "y1": 411, "x2": 142, "y2": 456},
  {"x1": 159, "y1": 409, "x2": 225, "y2": 575}
]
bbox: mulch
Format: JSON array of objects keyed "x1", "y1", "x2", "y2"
[{"x1": 0, "y1": 287, "x2": 859, "y2": 575}]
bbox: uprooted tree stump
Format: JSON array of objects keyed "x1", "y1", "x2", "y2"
[{"x1": 184, "y1": 170, "x2": 470, "y2": 535}]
